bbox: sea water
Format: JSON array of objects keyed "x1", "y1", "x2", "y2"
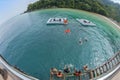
[{"x1": 0, "y1": 9, "x2": 120, "y2": 80}]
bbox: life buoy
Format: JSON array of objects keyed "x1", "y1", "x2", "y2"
[{"x1": 57, "y1": 72, "x2": 63, "y2": 78}]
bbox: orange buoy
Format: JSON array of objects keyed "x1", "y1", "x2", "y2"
[
  {"x1": 65, "y1": 29, "x2": 71, "y2": 33},
  {"x1": 57, "y1": 72, "x2": 63, "y2": 78}
]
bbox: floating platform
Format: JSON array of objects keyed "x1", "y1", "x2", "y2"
[
  {"x1": 76, "y1": 19, "x2": 96, "y2": 26},
  {"x1": 47, "y1": 18, "x2": 68, "y2": 25}
]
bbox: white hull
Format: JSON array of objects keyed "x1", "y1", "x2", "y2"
[
  {"x1": 76, "y1": 19, "x2": 96, "y2": 26},
  {"x1": 47, "y1": 18, "x2": 68, "y2": 25}
]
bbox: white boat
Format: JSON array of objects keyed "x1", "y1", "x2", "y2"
[
  {"x1": 47, "y1": 18, "x2": 68, "y2": 25},
  {"x1": 76, "y1": 19, "x2": 96, "y2": 26}
]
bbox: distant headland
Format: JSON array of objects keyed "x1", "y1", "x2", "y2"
[{"x1": 25, "y1": 0, "x2": 120, "y2": 23}]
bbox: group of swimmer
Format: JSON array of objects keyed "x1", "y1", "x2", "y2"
[
  {"x1": 50, "y1": 65, "x2": 88, "y2": 78},
  {"x1": 79, "y1": 37, "x2": 88, "y2": 45}
]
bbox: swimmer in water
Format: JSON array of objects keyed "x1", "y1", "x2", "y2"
[
  {"x1": 79, "y1": 38, "x2": 83, "y2": 45},
  {"x1": 84, "y1": 37, "x2": 88, "y2": 42},
  {"x1": 63, "y1": 65, "x2": 71, "y2": 73}
]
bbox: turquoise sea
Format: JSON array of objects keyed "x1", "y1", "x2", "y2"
[{"x1": 0, "y1": 9, "x2": 120, "y2": 80}]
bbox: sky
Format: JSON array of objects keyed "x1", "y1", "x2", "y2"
[
  {"x1": 0, "y1": 0, "x2": 38, "y2": 25},
  {"x1": 111, "y1": 0, "x2": 120, "y2": 4},
  {"x1": 0, "y1": 0, "x2": 120, "y2": 25}
]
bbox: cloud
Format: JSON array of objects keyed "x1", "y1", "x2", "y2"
[
  {"x1": 111, "y1": 0, "x2": 120, "y2": 4},
  {"x1": 0, "y1": 0, "x2": 38, "y2": 25}
]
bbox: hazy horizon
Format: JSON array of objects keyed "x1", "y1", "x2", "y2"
[
  {"x1": 0, "y1": 0, "x2": 38, "y2": 25},
  {"x1": 111, "y1": 0, "x2": 120, "y2": 4}
]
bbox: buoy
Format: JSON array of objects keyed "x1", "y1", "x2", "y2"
[
  {"x1": 57, "y1": 71, "x2": 63, "y2": 78},
  {"x1": 65, "y1": 29, "x2": 71, "y2": 33}
]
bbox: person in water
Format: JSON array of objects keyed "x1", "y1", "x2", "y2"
[
  {"x1": 84, "y1": 37, "x2": 88, "y2": 42},
  {"x1": 50, "y1": 68, "x2": 58, "y2": 75},
  {"x1": 57, "y1": 70, "x2": 63, "y2": 78},
  {"x1": 64, "y1": 19, "x2": 68, "y2": 24},
  {"x1": 65, "y1": 29, "x2": 71, "y2": 33},
  {"x1": 63, "y1": 65, "x2": 71, "y2": 73},
  {"x1": 74, "y1": 69, "x2": 82, "y2": 76},
  {"x1": 79, "y1": 40, "x2": 82, "y2": 44},
  {"x1": 79, "y1": 38, "x2": 83, "y2": 45},
  {"x1": 79, "y1": 37, "x2": 88, "y2": 45},
  {"x1": 83, "y1": 65, "x2": 88, "y2": 71}
]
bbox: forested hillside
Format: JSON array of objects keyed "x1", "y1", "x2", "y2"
[
  {"x1": 25, "y1": 0, "x2": 120, "y2": 22},
  {"x1": 97, "y1": 0, "x2": 120, "y2": 22},
  {"x1": 26, "y1": 0, "x2": 109, "y2": 16}
]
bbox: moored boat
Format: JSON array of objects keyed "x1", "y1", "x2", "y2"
[
  {"x1": 47, "y1": 18, "x2": 68, "y2": 25},
  {"x1": 76, "y1": 19, "x2": 96, "y2": 26}
]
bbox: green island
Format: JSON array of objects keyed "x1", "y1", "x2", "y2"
[{"x1": 25, "y1": 0, "x2": 120, "y2": 23}]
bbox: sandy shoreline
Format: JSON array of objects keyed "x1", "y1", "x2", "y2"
[
  {"x1": 91, "y1": 11, "x2": 120, "y2": 29},
  {"x1": 102, "y1": 16, "x2": 120, "y2": 29}
]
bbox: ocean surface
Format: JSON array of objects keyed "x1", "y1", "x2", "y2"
[{"x1": 0, "y1": 9, "x2": 120, "y2": 80}]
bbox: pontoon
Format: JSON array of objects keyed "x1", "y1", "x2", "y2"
[
  {"x1": 47, "y1": 18, "x2": 68, "y2": 25},
  {"x1": 76, "y1": 19, "x2": 96, "y2": 26}
]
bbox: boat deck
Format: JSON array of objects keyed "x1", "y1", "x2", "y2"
[
  {"x1": 111, "y1": 70, "x2": 120, "y2": 80},
  {"x1": 0, "y1": 55, "x2": 38, "y2": 80},
  {"x1": 108, "y1": 67, "x2": 120, "y2": 80},
  {"x1": 0, "y1": 62, "x2": 21, "y2": 80}
]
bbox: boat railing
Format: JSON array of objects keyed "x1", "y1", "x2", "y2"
[
  {"x1": 50, "y1": 51, "x2": 120, "y2": 80},
  {"x1": 89, "y1": 51, "x2": 120, "y2": 80}
]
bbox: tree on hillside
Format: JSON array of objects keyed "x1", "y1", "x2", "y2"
[{"x1": 25, "y1": 0, "x2": 120, "y2": 22}]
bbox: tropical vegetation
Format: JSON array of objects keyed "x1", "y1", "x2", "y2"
[{"x1": 25, "y1": 0, "x2": 120, "y2": 22}]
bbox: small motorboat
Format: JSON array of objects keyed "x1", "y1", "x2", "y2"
[
  {"x1": 47, "y1": 18, "x2": 68, "y2": 25},
  {"x1": 76, "y1": 19, "x2": 96, "y2": 26}
]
